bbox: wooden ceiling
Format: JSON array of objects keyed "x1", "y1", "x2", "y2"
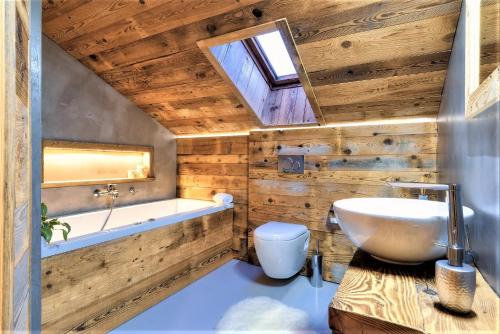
[{"x1": 42, "y1": 0, "x2": 461, "y2": 135}]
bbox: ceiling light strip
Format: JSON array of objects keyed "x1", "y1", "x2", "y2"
[
  {"x1": 175, "y1": 131, "x2": 251, "y2": 139},
  {"x1": 174, "y1": 117, "x2": 437, "y2": 139}
]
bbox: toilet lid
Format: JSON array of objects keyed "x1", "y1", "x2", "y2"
[{"x1": 254, "y1": 221, "x2": 308, "y2": 241}]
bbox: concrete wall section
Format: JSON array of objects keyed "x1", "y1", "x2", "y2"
[
  {"x1": 437, "y1": 5, "x2": 500, "y2": 294},
  {"x1": 42, "y1": 36, "x2": 176, "y2": 216}
]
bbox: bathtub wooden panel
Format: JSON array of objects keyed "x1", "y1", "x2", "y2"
[
  {"x1": 248, "y1": 122, "x2": 438, "y2": 283},
  {"x1": 41, "y1": 208, "x2": 233, "y2": 333},
  {"x1": 177, "y1": 136, "x2": 249, "y2": 261}
]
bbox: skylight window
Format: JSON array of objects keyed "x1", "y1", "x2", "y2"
[
  {"x1": 255, "y1": 31, "x2": 297, "y2": 78},
  {"x1": 244, "y1": 30, "x2": 300, "y2": 88}
]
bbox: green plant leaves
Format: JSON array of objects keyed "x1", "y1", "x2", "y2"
[
  {"x1": 61, "y1": 222, "x2": 71, "y2": 241},
  {"x1": 41, "y1": 225, "x2": 53, "y2": 243},
  {"x1": 41, "y1": 203, "x2": 71, "y2": 244},
  {"x1": 41, "y1": 202, "x2": 48, "y2": 219}
]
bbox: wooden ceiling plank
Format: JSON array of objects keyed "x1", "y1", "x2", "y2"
[
  {"x1": 60, "y1": 0, "x2": 261, "y2": 59},
  {"x1": 42, "y1": 0, "x2": 92, "y2": 23},
  {"x1": 111, "y1": 62, "x2": 219, "y2": 96},
  {"x1": 321, "y1": 97, "x2": 442, "y2": 124},
  {"x1": 309, "y1": 50, "x2": 451, "y2": 86},
  {"x1": 298, "y1": 13, "x2": 458, "y2": 72},
  {"x1": 129, "y1": 78, "x2": 234, "y2": 105},
  {"x1": 74, "y1": 0, "x2": 338, "y2": 72},
  {"x1": 168, "y1": 121, "x2": 254, "y2": 135},
  {"x1": 161, "y1": 114, "x2": 257, "y2": 128},
  {"x1": 315, "y1": 70, "x2": 446, "y2": 107},
  {"x1": 99, "y1": 48, "x2": 208, "y2": 82},
  {"x1": 292, "y1": 0, "x2": 461, "y2": 45},
  {"x1": 323, "y1": 108, "x2": 438, "y2": 124},
  {"x1": 43, "y1": 0, "x2": 167, "y2": 44},
  {"x1": 140, "y1": 97, "x2": 248, "y2": 121},
  {"x1": 321, "y1": 96, "x2": 442, "y2": 115}
]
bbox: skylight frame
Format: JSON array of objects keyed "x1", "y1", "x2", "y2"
[
  {"x1": 243, "y1": 33, "x2": 301, "y2": 89},
  {"x1": 197, "y1": 18, "x2": 326, "y2": 125}
]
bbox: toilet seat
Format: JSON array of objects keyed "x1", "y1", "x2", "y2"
[{"x1": 254, "y1": 221, "x2": 308, "y2": 241}]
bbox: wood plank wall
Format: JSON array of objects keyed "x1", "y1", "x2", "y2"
[
  {"x1": 41, "y1": 209, "x2": 233, "y2": 333},
  {"x1": 1, "y1": 0, "x2": 34, "y2": 331},
  {"x1": 211, "y1": 41, "x2": 270, "y2": 121},
  {"x1": 248, "y1": 122, "x2": 438, "y2": 283},
  {"x1": 261, "y1": 86, "x2": 316, "y2": 126},
  {"x1": 177, "y1": 136, "x2": 249, "y2": 260}
]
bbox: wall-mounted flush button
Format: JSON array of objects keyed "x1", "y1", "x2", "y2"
[{"x1": 278, "y1": 155, "x2": 304, "y2": 174}]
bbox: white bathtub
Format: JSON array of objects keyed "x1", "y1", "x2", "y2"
[{"x1": 42, "y1": 198, "x2": 233, "y2": 258}]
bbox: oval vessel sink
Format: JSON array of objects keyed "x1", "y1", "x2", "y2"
[{"x1": 333, "y1": 198, "x2": 474, "y2": 264}]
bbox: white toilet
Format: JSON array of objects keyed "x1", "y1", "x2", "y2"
[{"x1": 254, "y1": 221, "x2": 310, "y2": 279}]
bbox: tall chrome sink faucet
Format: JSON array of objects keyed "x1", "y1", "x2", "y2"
[
  {"x1": 388, "y1": 182, "x2": 476, "y2": 313},
  {"x1": 388, "y1": 182, "x2": 464, "y2": 265}
]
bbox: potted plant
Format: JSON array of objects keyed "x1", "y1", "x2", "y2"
[{"x1": 41, "y1": 203, "x2": 71, "y2": 243}]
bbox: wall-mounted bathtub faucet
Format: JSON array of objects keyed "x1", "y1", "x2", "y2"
[{"x1": 93, "y1": 184, "x2": 119, "y2": 199}]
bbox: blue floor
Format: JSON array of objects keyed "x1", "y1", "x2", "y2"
[{"x1": 112, "y1": 260, "x2": 338, "y2": 333}]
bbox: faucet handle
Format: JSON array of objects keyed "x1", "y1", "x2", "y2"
[{"x1": 107, "y1": 184, "x2": 117, "y2": 191}]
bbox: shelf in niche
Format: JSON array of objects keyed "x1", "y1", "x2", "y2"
[{"x1": 42, "y1": 140, "x2": 154, "y2": 188}]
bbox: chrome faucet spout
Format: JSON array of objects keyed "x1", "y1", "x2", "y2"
[
  {"x1": 93, "y1": 184, "x2": 119, "y2": 200},
  {"x1": 447, "y1": 184, "x2": 465, "y2": 266},
  {"x1": 388, "y1": 181, "x2": 466, "y2": 267}
]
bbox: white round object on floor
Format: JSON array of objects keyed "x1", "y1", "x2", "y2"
[{"x1": 215, "y1": 296, "x2": 315, "y2": 333}]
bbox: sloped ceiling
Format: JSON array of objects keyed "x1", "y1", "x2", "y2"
[{"x1": 42, "y1": 0, "x2": 461, "y2": 135}]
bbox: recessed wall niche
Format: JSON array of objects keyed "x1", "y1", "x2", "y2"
[{"x1": 42, "y1": 140, "x2": 154, "y2": 188}]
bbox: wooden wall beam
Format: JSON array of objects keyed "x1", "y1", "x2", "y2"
[
  {"x1": 177, "y1": 136, "x2": 250, "y2": 260},
  {"x1": 1, "y1": 0, "x2": 40, "y2": 331},
  {"x1": 1, "y1": 0, "x2": 17, "y2": 329}
]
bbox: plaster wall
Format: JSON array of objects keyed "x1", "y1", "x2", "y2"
[{"x1": 42, "y1": 36, "x2": 177, "y2": 216}]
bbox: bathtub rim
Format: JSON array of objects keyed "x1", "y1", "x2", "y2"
[{"x1": 41, "y1": 198, "x2": 233, "y2": 258}]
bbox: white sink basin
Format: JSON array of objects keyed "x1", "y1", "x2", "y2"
[{"x1": 333, "y1": 198, "x2": 474, "y2": 264}]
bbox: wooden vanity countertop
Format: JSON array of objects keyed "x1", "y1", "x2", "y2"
[{"x1": 329, "y1": 250, "x2": 499, "y2": 334}]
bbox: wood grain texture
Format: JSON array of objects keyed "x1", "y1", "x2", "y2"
[
  {"x1": 42, "y1": 0, "x2": 461, "y2": 135},
  {"x1": 480, "y1": 0, "x2": 499, "y2": 82},
  {"x1": 248, "y1": 123, "x2": 438, "y2": 283},
  {"x1": 177, "y1": 136, "x2": 249, "y2": 260},
  {"x1": 330, "y1": 250, "x2": 500, "y2": 334},
  {"x1": 41, "y1": 209, "x2": 234, "y2": 333},
  {"x1": 2, "y1": 0, "x2": 33, "y2": 331}
]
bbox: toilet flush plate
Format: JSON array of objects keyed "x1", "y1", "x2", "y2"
[{"x1": 278, "y1": 155, "x2": 304, "y2": 174}]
